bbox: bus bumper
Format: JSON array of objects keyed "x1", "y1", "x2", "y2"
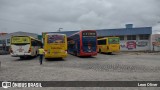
[
  {"x1": 45, "y1": 54, "x2": 67, "y2": 58},
  {"x1": 11, "y1": 53, "x2": 31, "y2": 57},
  {"x1": 107, "y1": 50, "x2": 120, "y2": 53},
  {"x1": 80, "y1": 52, "x2": 97, "y2": 56}
]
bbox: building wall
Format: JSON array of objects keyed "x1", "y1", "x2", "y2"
[
  {"x1": 120, "y1": 35, "x2": 151, "y2": 51},
  {"x1": 150, "y1": 34, "x2": 160, "y2": 51},
  {"x1": 0, "y1": 30, "x2": 157, "y2": 52}
]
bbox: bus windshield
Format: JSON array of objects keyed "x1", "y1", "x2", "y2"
[
  {"x1": 47, "y1": 34, "x2": 65, "y2": 44},
  {"x1": 108, "y1": 38, "x2": 119, "y2": 44},
  {"x1": 11, "y1": 36, "x2": 30, "y2": 44}
]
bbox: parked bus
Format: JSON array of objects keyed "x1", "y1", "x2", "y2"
[
  {"x1": 43, "y1": 33, "x2": 67, "y2": 59},
  {"x1": 97, "y1": 37, "x2": 120, "y2": 54},
  {"x1": 68, "y1": 30, "x2": 97, "y2": 56},
  {"x1": 10, "y1": 36, "x2": 42, "y2": 59}
]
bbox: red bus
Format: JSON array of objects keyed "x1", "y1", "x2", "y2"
[{"x1": 68, "y1": 30, "x2": 97, "y2": 56}]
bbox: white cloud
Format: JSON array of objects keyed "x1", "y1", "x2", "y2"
[
  {"x1": 0, "y1": 0, "x2": 159, "y2": 34},
  {"x1": 153, "y1": 23, "x2": 160, "y2": 34}
]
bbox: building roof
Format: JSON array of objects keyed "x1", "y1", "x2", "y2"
[
  {"x1": 97, "y1": 27, "x2": 152, "y2": 36},
  {"x1": 0, "y1": 31, "x2": 38, "y2": 40},
  {"x1": 47, "y1": 27, "x2": 152, "y2": 37}
]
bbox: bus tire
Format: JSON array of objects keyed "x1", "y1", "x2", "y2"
[
  {"x1": 77, "y1": 52, "x2": 79, "y2": 56},
  {"x1": 74, "y1": 51, "x2": 77, "y2": 56},
  {"x1": 99, "y1": 49, "x2": 101, "y2": 53},
  {"x1": 36, "y1": 51, "x2": 38, "y2": 56},
  {"x1": 108, "y1": 52, "x2": 112, "y2": 55},
  {"x1": 20, "y1": 56, "x2": 25, "y2": 59}
]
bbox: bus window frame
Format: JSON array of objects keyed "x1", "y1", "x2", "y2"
[
  {"x1": 47, "y1": 34, "x2": 65, "y2": 44},
  {"x1": 98, "y1": 39, "x2": 106, "y2": 45},
  {"x1": 108, "y1": 38, "x2": 120, "y2": 44},
  {"x1": 11, "y1": 36, "x2": 30, "y2": 44}
]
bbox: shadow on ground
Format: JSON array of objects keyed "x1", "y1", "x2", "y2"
[
  {"x1": 99, "y1": 52, "x2": 117, "y2": 55},
  {"x1": 45, "y1": 58, "x2": 65, "y2": 62},
  {"x1": 14, "y1": 56, "x2": 38, "y2": 61},
  {"x1": 69, "y1": 54, "x2": 97, "y2": 58},
  {"x1": 79, "y1": 56, "x2": 97, "y2": 58}
]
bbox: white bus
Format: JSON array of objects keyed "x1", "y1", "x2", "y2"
[{"x1": 10, "y1": 36, "x2": 42, "y2": 59}]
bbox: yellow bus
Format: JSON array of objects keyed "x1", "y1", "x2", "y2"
[
  {"x1": 97, "y1": 37, "x2": 120, "y2": 54},
  {"x1": 10, "y1": 36, "x2": 42, "y2": 59},
  {"x1": 43, "y1": 33, "x2": 67, "y2": 59}
]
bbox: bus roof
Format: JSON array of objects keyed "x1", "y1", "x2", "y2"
[
  {"x1": 46, "y1": 33, "x2": 66, "y2": 36},
  {"x1": 11, "y1": 35, "x2": 33, "y2": 37},
  {"x1": 68, "y1": 30, "x2": 96, "y2": 38},
  {"x1": 98, "y1": 37, "x2": 119, "y2": 40},
  {"x1": 11, "y1": 35, "x2": 41, "y2": 42}
]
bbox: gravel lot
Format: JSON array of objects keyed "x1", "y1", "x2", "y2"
[{"x1": 0, "y1": 52, "x2": 160, "y2": 90}]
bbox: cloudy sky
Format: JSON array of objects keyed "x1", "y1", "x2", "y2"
[{"x1": 0, "y1": 0, "x2": 160, "y2": 34}]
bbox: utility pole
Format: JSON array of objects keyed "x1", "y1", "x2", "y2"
[{"x1": 58, "y1": 28, "x2": 63, "y2": 32}]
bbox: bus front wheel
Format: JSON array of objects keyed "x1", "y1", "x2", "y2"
[
  {"x1": 108, "y1": 52, "x2": 112, "y2": 55},
  {"x1": 36, "y1": 51, "x2": 38, "y2": 56},
  {"x1": 20, "y1": 56, "x2": 25, "y2": 59},
  {"x1": 99, "y1": 49, "x2": 101, "y2": 53},
  {"x1": 74, "y1": 51, "x2": 77, "y2": 56}
]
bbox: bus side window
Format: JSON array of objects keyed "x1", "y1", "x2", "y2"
[
  {"x1": 98, "y1": 40, "x2": 106, "y2": 45},
  {"x1": 31, "y1": 41, "x2": 37, "y2": 46}
]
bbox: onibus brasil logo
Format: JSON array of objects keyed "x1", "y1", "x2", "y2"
[
  {"x1": 1, "y1": 81, "x2": 42, "y2": 88},
  {"x1": 2, "y1": 82, "x2": 12, "y2": 88}
]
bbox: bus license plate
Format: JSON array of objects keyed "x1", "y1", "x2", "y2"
[{"x1": 19, "y1": 49, "x2": 23, "y2": 52}]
